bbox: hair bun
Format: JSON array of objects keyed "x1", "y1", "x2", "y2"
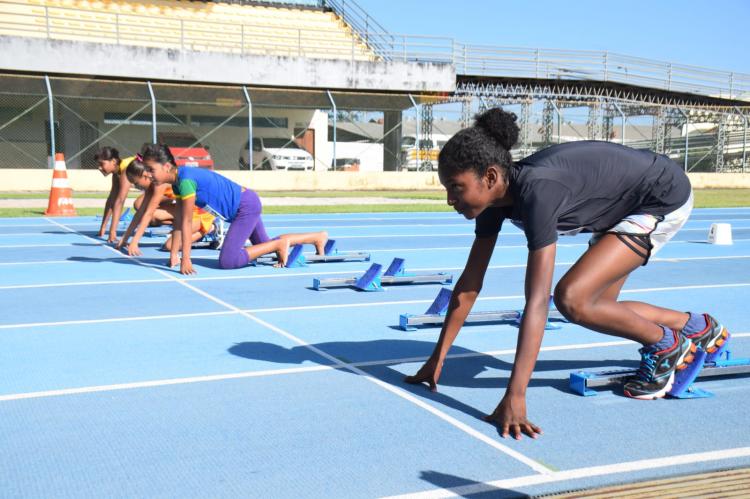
[{"x1": 474, "y1": 108, "x2": 519, "y2": 150}]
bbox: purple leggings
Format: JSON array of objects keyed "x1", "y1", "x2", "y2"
[{"x1": 218, "y1": 189, "x2": 270, "y2": 269}]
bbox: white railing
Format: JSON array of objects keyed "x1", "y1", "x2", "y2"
[
  {"x1": 1, "y1": 1, "x2": 748, "y2": 100},
  {"x1": 450, "y1": 44, "x2": 750, "y2": 100}
]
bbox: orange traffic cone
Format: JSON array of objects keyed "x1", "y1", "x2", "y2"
[{"x1": 44, "y1": 153, "x2": 77, "y2": 216}]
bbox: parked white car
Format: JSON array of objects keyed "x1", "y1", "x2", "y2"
[
  {"x1": 239, "y1": 137, "x2": 314, "y2": 171},
  {"x1": 399, "y1": 134, "x2": 451, "y2": 171}
]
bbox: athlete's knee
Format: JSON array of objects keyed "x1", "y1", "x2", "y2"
[
  {"x1": 553, "y1": 282, "x2": 591, "y2": 324},
  {"x1": 218, "y1": 247, "x2": 249, "y2": 270}
]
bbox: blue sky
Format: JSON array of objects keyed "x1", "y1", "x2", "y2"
[{"x1": 352, "y1": 0, "x2": 750, "y2": 74}]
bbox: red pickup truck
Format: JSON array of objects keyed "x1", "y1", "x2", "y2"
[{"x1": 158, "y1": 132, "x2": 214, "y2": 169}]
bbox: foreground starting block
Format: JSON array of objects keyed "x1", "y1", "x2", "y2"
[
  {"x1": 399, "y1": 288, "x2": 568, "y2": 331},
  {"x1": 569, "y1": 338, "x2": 750, "y2": 398},
  {"x1": 312, "y1": 258, "x2": 453, "y2": 291},
  {"x1": 254, "y1": 240, "x2": 370, "y2": 268}
]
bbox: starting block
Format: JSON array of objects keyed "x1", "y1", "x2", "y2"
[
  {"x1": 312, "y1": 258, "x2": 453, "y2": 291},
  {"x1": 119, "y1": 208, "x2": 133, "y2": 223},
  {"x1": 399, "y1": 288, "x2": 568, "y2": 331},
  {"x1": 96, "y1": 208, "x2": 133, "y2": 225},
  {"x1": 254, "y1": 240, "x2": 370, "y2": 268},
  {"x1": 569, "y1": 337, "x2": 750, "y2": 399}
]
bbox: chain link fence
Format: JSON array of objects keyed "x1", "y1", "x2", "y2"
[
  {"x1": 0, "y1": 74, "x2": 50, "y2": 169},
  {"x1": 0, "y1": 72, "x2": 746, "y2": 173}
]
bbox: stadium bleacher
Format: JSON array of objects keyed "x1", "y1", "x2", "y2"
[{"x1": 0, "y1": 0, "x2": 377, "y2": 60}]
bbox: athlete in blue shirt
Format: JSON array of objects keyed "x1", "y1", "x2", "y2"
[
  {"x1": 140, "y1": 144, "x2": 327, "y2": 274},
  {"x1": 405, "y1": 108, "x2": 728, "y2": 438}
]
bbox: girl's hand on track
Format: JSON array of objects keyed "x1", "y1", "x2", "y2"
[
  {"x1": 168, "y1": 254, "x2": 180, "y2": 268},
  {"x1": 127, "y1": 242, "x2": 142, "y2": 257},
  {"x1": 483, "y1": 394, "x2": 542, "y2": 440},
  {"x1": 180, "y1": 258, "x2": 196, "y2": 275},
  {"x1": 404, "y1": 356, "x2": 443, "y2": 392}
]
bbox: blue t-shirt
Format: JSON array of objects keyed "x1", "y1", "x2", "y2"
[
  {"x1": 172, "y1": 167, "x2": 243, "y2": 222},
  {"x1": 475, "y1": 141, "x2": 692, "y2": 250}
]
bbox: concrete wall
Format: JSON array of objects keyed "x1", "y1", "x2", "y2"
[
  {"x1": 0, "y1": 36, "x2": 456, "y2": 92},
  {"x1": 2, "y1": 169, "x2": 749, "y2": 192}
]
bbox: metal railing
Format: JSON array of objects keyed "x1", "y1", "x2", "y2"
[
  {"x1": 451, "y1": 45, "x2": 750, "y2": 101},
  {"x1": 1, "y1": 0, "x2": 749, "y2": 101},
  {"x1": 322, "y1": 0, "x2": 393, "y2": 59}
]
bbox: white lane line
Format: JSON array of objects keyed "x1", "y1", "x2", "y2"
[
  {"x1": 6, "y1": 216, "x2": 748, "y2": 231},
  {"x1": 0, "y1": 216, "x2": 461, "y2": 227},
  {"x1": 382, "y1": 447, "x2": 750, "y2": 499},
  {"x1": 204, "y1": 219, "x2": 750, "y2": 232},
  {"x1": 2, "y1": 253, "x2": 750, "y2": 291},
  {"x1": 0, "y1": 260, "x2": 73, "y2": 266},
  {"x1": 0, "y1": 232, "x2": 74, "y2": 237},
  {"x1": 0, "y1": 311, "x2": 236, "y2": 330},
  {"x1": 0, "y1": 225, "x2": 90, "y2": 228},
  {"x1": 3, "y1": 224, "x2": 739, "y2": 241},
  {"x1": 1, "y1": 209, "x2": 748, "y2": 226},
  {"x1": 0, "y1": 250, "x2": 750, "y2": 274},
  {"x1": 0, "y1": 243, "x2": 89, "y2": 249},
  {"x1": 0, "y1": 277, "x2": 179, "y2": 290},
  {"x1": 44, "y1": 217, "x2": 553, "y2": 475},
  {"x1": 620, "y1": 282, "x2": 750, "y2": 294},
  {"x1": 5, "y1": 234, "x2": 750, "y2": 250},
  {"x1": 0, "y1": 340, "x2": 649, "y2": 402},
  {"x1": 0, "y1": 365, "x2": 335, "y2": 402},
  {"x1": 3, "y1": 333, "x2": 748, "y2": 409},
  {"x1": 3, "y1": 281, "x2": 750, "y2": 329}
]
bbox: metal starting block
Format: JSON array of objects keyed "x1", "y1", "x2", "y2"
[
  {"x1": 399, "y1": 288, "x2": 568, "y2": 331},
  {"x1": 569, "y1": 337, "x2": 750, "y2": 399},
  {"x1": 253, "y1": 240, "x2": 370, "y2": 268},
  {"x1": 312, "y1": 258, "x2": 453, "y2": 291}
]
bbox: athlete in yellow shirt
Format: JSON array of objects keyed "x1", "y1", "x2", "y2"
[{"x1": 94, "y1": 146, "x2": 135, "y2": 243}]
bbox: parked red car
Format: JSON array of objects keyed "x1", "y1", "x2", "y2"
[{"x1": 157, "y1": 132, "x2": 214, "y2": 169}]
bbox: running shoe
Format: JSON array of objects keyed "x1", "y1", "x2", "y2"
[
  {"x1": 208, "y1": 219, "x2": 226, "y2": 250},
  {"x1": 623, "y1": 331, "x2": 697, "y2": 400},
  {"x1": 683, "y1": 313, "x2": 731, "y2": 363}
]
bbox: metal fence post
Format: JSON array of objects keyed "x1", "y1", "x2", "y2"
[
  {"x1": 677, "y1": 107, "x2": 689, "y2": 171},
  {"x1": 736, "y1": 106, "x2": 748, "y2": 173},
  {"x1": 44, "y1": 75, "x2": 55, "y2": 165},
  {"x1": 550, "y1": 100, "x2": 562, "y2": 144},
  {"x1": 327, "y1": 90, "x2": 337, "y2": 172},
  {"x1": 408, "y1": 94, "x2": 420, "y2": 171},
  {"x1": 147, "y1": 81, "x2": 157, "y2": 143},
  {"x1": 612, "y1": 101, "x2": 626, "y2": 145},
  {"x1": 729, "y1": 72, "x2": 734, "y2": 99},
  {"x1": 243, "y1": 86, "x2": 253, "y2": 171}
]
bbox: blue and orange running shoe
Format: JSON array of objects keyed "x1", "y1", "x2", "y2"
[
  {"x1": 623, "y1": 331, "x2": 697, "y2": 400},
  {"x1": 683, "y1": 313, "x2": 731, "y2": 363}
]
